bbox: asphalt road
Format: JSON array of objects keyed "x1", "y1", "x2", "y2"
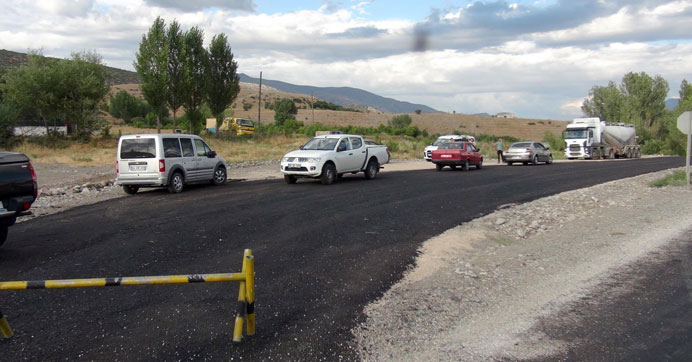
[
  {"x1": 0, "y1": 157, "x2": 683, "y2": 361},
  {"x1": 522, "y1": 227, "x2": 692, "y2": 362}
]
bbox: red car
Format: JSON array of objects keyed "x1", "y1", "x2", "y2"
[{"x1": 431, "y1": 142, "x2": 483, "y2": 171}]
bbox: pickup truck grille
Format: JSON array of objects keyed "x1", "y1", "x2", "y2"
[
  {"x1": 285, "y1": 167, "x2": 308, "y2": 172},
  {"x1": 426, "y1": 150, "x2": 432, "y2": 157}
]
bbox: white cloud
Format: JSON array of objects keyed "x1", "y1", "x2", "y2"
[{"x1": 1, "y1": 1, "x2": 692, "y2": 119}]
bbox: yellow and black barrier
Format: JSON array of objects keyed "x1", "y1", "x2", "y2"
[{"x1": 0, "y1": 249, "x2": 255, "y2": 342}]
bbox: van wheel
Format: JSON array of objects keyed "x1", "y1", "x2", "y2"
[
  {"x1": 212, "y1": 166, "x2": 227, "y2": 185},
  {"x1": 168, "y1": 172, "x2": 184, "y2": 193},
  {"x1": 123, "y1": 185, "x2": 139, "y2": 195},
  {"x1": 0, "y1": 224, "x2": 7, "y2": 246},
  {"x1": 321, "y1": 163, "x2": 336, "y2": 185},
  {"x1": 284, "y1": 175, "x2": 297, "y2": 184}
]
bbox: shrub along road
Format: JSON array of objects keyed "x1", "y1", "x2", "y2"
[{"x1": 0, "y1": 157, "x2": 683, "y2": 361}]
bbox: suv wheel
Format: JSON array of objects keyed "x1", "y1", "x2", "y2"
[
  {"x1": 212, "y1": 166, "x2": 227, "y2": 185},
  {"x1": 168, "y1": 172, "x2": 184, "y2": 193},
  {"x1": 123, "y1": 185, "x2": 139, "y2": 195}
]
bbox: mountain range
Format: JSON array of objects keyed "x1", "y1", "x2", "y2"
[{"x1": 238, "y1": 73, "x2": 438, "y2": 114}]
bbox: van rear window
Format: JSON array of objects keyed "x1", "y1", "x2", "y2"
[{"x1": 121, "y1": 139, "x2": 156, "y2": 159}]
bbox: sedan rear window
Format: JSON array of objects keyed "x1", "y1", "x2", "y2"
[
  {"x1": 121, "y1": 139, "x2": 156, "y2": 159},
  {"x1": 510, "y1": 142, "x2": 531, "y2": 149}
]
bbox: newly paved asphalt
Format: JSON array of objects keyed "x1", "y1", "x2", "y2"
[
  {"x1": 0, "y1": 157, "x2": 683, "y2": 361},
  {"x1": 524, "y1": 227, "x2": 692, "y2": 362}
]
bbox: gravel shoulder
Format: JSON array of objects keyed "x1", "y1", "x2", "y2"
[{"x1": 352, "y1": 166, "x2": 692, "y2": 361}]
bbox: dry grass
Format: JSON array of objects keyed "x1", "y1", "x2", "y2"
[{"x1": 10, "y1": 139, "x2": 118, "y2": 167}]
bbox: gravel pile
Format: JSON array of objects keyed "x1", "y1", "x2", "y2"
[{"x1": 352, "y1": 168, "x2": 692, "y2": 361}]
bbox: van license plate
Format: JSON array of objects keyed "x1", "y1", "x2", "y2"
[{"x1": 129, "y1": 165, "x2": 146, "y2": 172}]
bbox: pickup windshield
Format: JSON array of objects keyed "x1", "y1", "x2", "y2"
[
  {"x1": 565, "y1": 129, "x2": 588, "y2": 139},
  {"x1": 302, "y1": 138, "x2": 339, "y2": 151},
  {"x1": 433, "y1": 138, "x2": 452, "y2": 146},
  {"x1": 120, "y1": 139, "x2": 156, "y2": 159}
]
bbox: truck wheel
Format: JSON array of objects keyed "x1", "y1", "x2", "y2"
[
  {"x1": 0, "y1": 224, "x2": 7, "y2": 246},
  {"x1": 364, "y1": 159, "x2": 379, "y2": 179},
  {"x1": 123, "y1": 185, "x2": 139, "y2": 195},
  {"x1": 168, "y1": 172, "x2": 184, "y2": 193},
  {"x1": 284, "y1": 175, "x2": 297, "y2": 184},
  {"x1": 212, "y1": 166, "x2": 227, "y2": 185},
  {"x1": 461, "y1": 159, "x2": 469, "y2": 171},
  {"x1": 320, "y1": 163, "x2": 336, "y2": 185},
  {"x1": 435, "y1": 164, "x2": 443, "y2": 171},
  {"x1": 546, "y1": 155, "x2": 553, "y2": 164}
]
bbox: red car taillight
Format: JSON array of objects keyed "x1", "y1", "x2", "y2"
[
  {"x1": 159, "y1": 159, "x2": 165, "y2": 172},
  {"x1": 29, "y1": 162, "x2": 37, "y2": 200}
]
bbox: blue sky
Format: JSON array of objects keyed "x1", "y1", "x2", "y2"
[{"x1": 1, "y1": 0, "x2": 691, "y2": 120}]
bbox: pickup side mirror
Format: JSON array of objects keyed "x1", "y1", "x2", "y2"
[{"x1": 337, "y1": 145, "x2": 347, "y2": 152}]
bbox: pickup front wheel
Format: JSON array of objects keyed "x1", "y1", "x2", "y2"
[
  {"x1": 364, "y1": 159, "x2": 379, "y2": 179},
  {"x1": 321, "y1": 163, "x2": 336, "y2": 185},
  {"x1": 284, "y1": 175, "x2": 297, "y2": 184}
]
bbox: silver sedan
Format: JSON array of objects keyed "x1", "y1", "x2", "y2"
[{"x1": 504, "y1": 142, "x2": 553, "y2": 165}]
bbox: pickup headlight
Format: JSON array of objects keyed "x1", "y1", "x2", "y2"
[{"x1": 299, "y1": 157, "x2": 321, "y2": 163}]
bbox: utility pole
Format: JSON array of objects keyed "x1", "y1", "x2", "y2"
[
  {"x1": 257, "y1": 71, "x2": 262, "y2": 133},
  {"x1": 311, "y1": 91, "x2": 315, "y2": 124}
]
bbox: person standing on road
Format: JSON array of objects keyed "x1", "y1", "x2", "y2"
[{"x1": 496, "y1": 138, "x2": 504, "y2": 163}]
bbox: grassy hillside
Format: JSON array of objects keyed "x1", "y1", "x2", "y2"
[{"x1": 0, "y1": 49, "x2": 139, "y2": 85}]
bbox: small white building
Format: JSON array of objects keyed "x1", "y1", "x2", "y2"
[{"x1": 495, "y1": 112, "x2": 517, "y2": 119}]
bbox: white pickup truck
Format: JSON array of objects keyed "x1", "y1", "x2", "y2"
[{"x1": 280, "y1": 134, "x2": 390, "y2": 185}]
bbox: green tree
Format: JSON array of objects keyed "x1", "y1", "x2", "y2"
[
  {"x1": 620, "y1": 72, "x2": 668, "y2": 138},
  {"x1": 58, "y1": 51, "x2": 110, "y2": 138},
  {"x1": 109, "y1": 90, "x2": 150, "y2": 122},
  {"x1": 0, "y1": 100, "x2": 19, "y2": 147},
  {"x1": 389, "y1": 114, "x2": 412, "y2": 129},
  {"x1": 2, "y1": 51, "x2": 108, "y2": 138},
  {"x1": 166, "y1": 20, "x2": 186, "y2": 123},
  {"x1": 581, "y1": 81, "x2": 627, "y2": 122},
  {"x1": 679, "y1": 79, "x2": 692, "y2": 103},
  {"x1": 182, "y1": 26, "x2": 208, "y2": 134},
  {"x1": 134, "y1": 16, "x2": 169, "y2": 133},
  {"x1": 273, "y1": 98, "x2": 297, "y2": 125},
  {"x1": 206, "y1": 33, "x2": 240, "y2": 132}
]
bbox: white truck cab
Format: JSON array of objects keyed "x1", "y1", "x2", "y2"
[{"x1": 564, "y1": 117, "x2": 640, "y2": 159}]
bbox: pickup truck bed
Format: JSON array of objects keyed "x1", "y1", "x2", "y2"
[{"x1": 0, "y1": 152, "x2": 37, "y2": 246}]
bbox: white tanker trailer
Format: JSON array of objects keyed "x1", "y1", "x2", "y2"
[{"x1": 564, "y1": 117, "x2": 641, "y2": 159}]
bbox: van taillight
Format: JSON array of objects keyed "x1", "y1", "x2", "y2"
[
  {"x1": 159, "y1": 159, "x2": 165, "y2": 172},
  {"x1": 116, "y1": 160, "x2": 119, "y2": 174}
]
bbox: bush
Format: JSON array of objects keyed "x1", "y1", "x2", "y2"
[
  {"x1": 27, "y1": 133, "x2": 71, "y2": 149},
  {"x1": 389, "y1": 114, "x2": 412, "y2": 129},
  {"x1": 543, "y1": 131, "x2": 565, "y2": 151},
  {"x1": 385, "y1": 140, "x2": 400, "y2": 152},
  {"x1": 0, "y1": 101, "x2": 20, "y2": 148},
  {"x1": 642, "y1": 139, "x2": 664, "y2": 154},
  {"x1": 109, "y1": 90, "x2": 150, "y2": 123}
]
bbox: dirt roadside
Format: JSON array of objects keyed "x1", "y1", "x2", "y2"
[{"x1": 351, "y1": 166, "x2": 692, "y2": 361}]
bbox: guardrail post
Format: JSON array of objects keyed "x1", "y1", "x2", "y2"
[
  {"x1": 245, "y1": 253, "x2": 255, "y2": 336},
  {"x1": 0, "y1": 308, "x2": 13, "y2": 338},
  {"x1": 233, "y1": 249, "x2": 250, "y2": 342}
]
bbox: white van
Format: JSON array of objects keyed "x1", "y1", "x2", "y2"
[{"x1": 116, "y1": 134, "x2": 227, "y2": 194}]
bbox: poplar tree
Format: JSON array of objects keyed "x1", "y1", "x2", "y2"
[
  {"x1": 206, "y1": 33, "x2": 240, "y2": 132},
  {"x1": 134, "y1": 16, "x2": 169, "y2": 133}
]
